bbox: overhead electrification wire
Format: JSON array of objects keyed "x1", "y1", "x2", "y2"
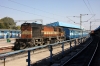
[
  {"x1": 8, "y1": 0, "x2": 52, "y2": 14},
  {"x1": 66, "y1": 17, "x2": 75, "y2": 23},
  {"x1": 83, "y1": 0, "x2": 92, "y2": 14},
  {"x1": 0, "y1": 5, "x2": 67, "y2": 22},
  {"x1": 83, "y1": 0, "x2": 96, "y2": 23},
  {"x1": 7, "y1": 0, "x2": 76, "y2": 23},
  {"x1": 86, "y1": 14, "x2": 95, "y2": 21},
  {"x1": 87, "y1": 0, "x2": 94, "y2": 14},
  {"x1": 87, "y1": 0, "x2": 96, "y2": 21}
]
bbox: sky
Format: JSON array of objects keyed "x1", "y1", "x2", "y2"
[{"x1": 0, "y1": 0, "x2": 100, "y2": 30}]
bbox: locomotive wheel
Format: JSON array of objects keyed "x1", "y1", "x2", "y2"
[
  {"x1": 14, "y1": 45, "x2": 20, "y2": 50},
  {"x1": 26, "y1": 42, "x2": 32, "y2": 48},
  {"x1": 14, "y1": 42, "x2": 20, "y2": 50},
  {"x1": 55, "y1": 40, "x2": 60, "y2": 43},
  {"x1": 20, "y1": 42, "x2": 26, "y2": 49}
]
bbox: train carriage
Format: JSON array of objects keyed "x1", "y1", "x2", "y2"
[
  {"x1": 0, "y1": 29, "x2": 21, "y2": 39},
  {"x1": 47, "y1": 21, "x2": 83, "y2": 39},
  {"x1": 90, "y1": 26, "x2": 100, "y2": 37}
]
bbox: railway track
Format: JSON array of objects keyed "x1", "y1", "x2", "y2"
[
  {"x1": 0, "y1": 37, "x2": 83, "y2": 54},
  {"x1": 61, "y1": 36, "x2": 99, "y2": 66},
  {"x1": 0, "y1": 40, "x2": 15, "y2": 54},
  {"x1": 0, "y1": 37, "x2": 89, "y2": 66},
  {"x1": 31, "y1": 38, "x2": 91, "y2": 66},
  {"x1": 0, "y1": 42, "x2": 74, "y2": 64},
  {"x1": 89, "y1": 37, "x2": 100, "y2": 66},
  {"x1": 0, "y1": 46, "x2": 13, "y2": 54}
]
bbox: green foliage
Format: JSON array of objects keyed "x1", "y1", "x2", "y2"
[
  {"x1": 0, "y1": 17, "x2": 16, "y2": 29},
  {"x1": 16, "y1": 26, "x2": 21, "y2": 30},
  {"x1": 0, "y1": 20, "x2": 6, "y2": 29}
]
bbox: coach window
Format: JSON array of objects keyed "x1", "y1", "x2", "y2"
[
  {"x1": 1, "y1": 31, "x2": 4, "y2": 38},
  {"x1": 70, "y1": 30, "x2": 72, "y2": 38},
  {"x1": 72, "y1": 30, "x2": 73, "y2": 38}
]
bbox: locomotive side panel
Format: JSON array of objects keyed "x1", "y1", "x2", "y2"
[
  {"x1": 42, "y1": 26, "x2": 65, "y2": 43},
  {"x1": 42, "y1": 26, "x2": 65, "y2": 37},
  {"x1": 43, "y1": 26, "x2": 55, "y2": 37}
]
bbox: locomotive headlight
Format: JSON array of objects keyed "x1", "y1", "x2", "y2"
[{"x1": 35, "y1": 39, "x2": 38, "y2": 41}]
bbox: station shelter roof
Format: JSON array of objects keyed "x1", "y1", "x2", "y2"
[{"x1": 46, "y1": 21, "x2": 82, "y2": 29}]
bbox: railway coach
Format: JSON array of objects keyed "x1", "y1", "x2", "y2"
[
  {"x1": 0, "y1": 29, "x2": 21, "y2": 39},
  {"x1": 90, "y1": 26, "x2": 100, "y2": 37},
  {"x1": 14, "y1": 21, "x2": 89, "y2": 50},
  {"x1": 47, "y1": 21, "x2": 89, "y2": 39}
]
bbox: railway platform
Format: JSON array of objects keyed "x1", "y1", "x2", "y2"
[
  {"x1": 0, "y1": 39, "x2": 15, "y2": 53},
  {"x1": 0, "y1": 38, "x2": 16, "y2": 43},
  {"x1": 50, "y1": 36, "x2": 100, "y2": 66},
  {"x1": 0, "y1": 37, "x2": 89, "y2": 66}
]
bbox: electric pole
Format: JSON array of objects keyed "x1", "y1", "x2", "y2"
[{"x1": 80, "y1": 14, "x2": 82, "y2": 29}]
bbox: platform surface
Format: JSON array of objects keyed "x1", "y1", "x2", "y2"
[{"x1": 0, "y1": 39, "x2": 15, "y2": 48}]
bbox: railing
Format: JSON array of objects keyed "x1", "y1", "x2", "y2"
[{"x1": 0, "y1": 36, "x2": 89, "y2": 66}]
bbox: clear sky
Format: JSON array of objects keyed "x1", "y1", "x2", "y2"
[{"x1": 0, "y1": 0, "x2": 100, "y2": 30}]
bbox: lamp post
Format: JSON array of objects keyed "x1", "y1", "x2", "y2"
[
  {"x1": 80, "y1": 14, "x2": 82, "y2": 29},
  {"x1": 80, "y1": 14, "x2": 88, "y2": 28}
]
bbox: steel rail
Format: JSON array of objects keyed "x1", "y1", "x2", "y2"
[
  {"x1": 61, "y1": 37, "x2": 93, "y2": 66},
  {"x1": 0, "y1": 38, "x2": 79, "y2": 58},
  {"x1": 0, "y1": 37, "x2": 88, "y2": 66},
  {"x1": 88, "y1": 40, "x2": 99, "y2": 66}
]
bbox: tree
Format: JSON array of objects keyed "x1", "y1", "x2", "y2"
[
  {"x1": 0, "y1": 20, "x2": 6, "y2": 29},
  {"x1": 1, "y1": 17, "x2": 16, "y2": 29},
  {"x1": 16, "y1": 26, "x2": 21, "y2": 30}
]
